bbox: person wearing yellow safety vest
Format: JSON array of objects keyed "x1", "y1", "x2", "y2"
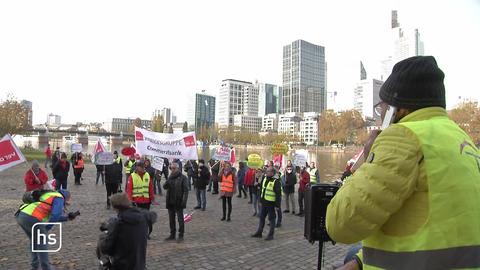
[
  {"x1": 251, "y1": 166, "x2": 282, "y2": 241},
  {"x1": 126, "y1": 161, "x2": 155, "y2": 210},
  {"x1": 16, "y1": 189, "x2": 78, "y2": 270},
  {"x1": 307, "y1": 162, "x2": 320, "y2": 184},
  {"x1": 124, "y1": 155, "x2": 136, "y2": 190},
  {"x1": 327, "y1": 56, "x2": 480, "y2": 270}
]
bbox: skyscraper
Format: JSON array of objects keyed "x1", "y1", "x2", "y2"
[
  {"x1": 187, "y1": 91, "x2": 216, "y2": 132},
  {"x1": 381, "y1": 11, "x2": 425, "y2": 80},
  {"x1": 281, "y1": 39, "x2": 326, "y2": 114},
  {"x1": 216, "y1": 79, "x2": 255, "y2": 127},
  {"x1": 21, "y1": 100, "x2": 32, "y2": 127},
  {"x1": 256, "y1": 82, "x2": 280, "y2": 117}
]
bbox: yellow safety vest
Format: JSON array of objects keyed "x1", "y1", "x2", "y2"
[
  {"x1": 20, "y1": 191, "x2": 63, "y2": 222},
  {"x1": 261, "y1": 177, "x2": 277, "y2": 202},
  {"x1": 125, "y1": 160, "x2": 135, "y2": 174},
  {"x1": 131, "y1": 172, "x2": 150, "y2": 199},
  {"x1": 309, "y1": 168, "x2": 318, "y2": 183},
  {"x1": 362, "y1": 111, "x2": 480, "y2": 269}
]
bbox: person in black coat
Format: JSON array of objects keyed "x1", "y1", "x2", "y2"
[
  {"x1": 163, "y1": 162, "x2": 189, "y2": 242},
  {"x1": 104, "y1": 151, "x2": 123, "y2": 209},
  {"x1": 194, "y1": 159, "x2": 210, "y2": 211},
  {"x1": 99, "y1": 193, "x2": 156, "y2": 270},
  {"x1": 208, "y1": 159, "x2": 220, "y2": 194},
  {"x1": 53, "y1": 153, "x2": 70, "y2": 190}
]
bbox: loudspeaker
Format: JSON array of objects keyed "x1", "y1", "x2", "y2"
[{"x1": 304, "y1": 184, "x2": 339, "y2": 243}]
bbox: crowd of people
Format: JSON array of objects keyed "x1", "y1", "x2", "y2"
[{"x1": 21, "y1": 142, "x2": 323, "y2": 270}]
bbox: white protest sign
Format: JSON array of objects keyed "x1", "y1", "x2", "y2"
[
  {"x1": 134, "y1": 127, "x2": 198, "y2": 160},
  {"x1": 71, "y1": 143, "x2": 82, "y2": 153},
  {"x1": 0, "y1": 134, "x2": 26, "y2": 172},
  {"x1": 212, "y1": 146, "x2": 232, "y2": 161},
  {"x1": 293, "y1": 149, "x2": 308, "y2": 167},
  {"x1": 94, "y1": 152, "x2": 114, "y2": 165},
  {"x1": 151, "y1": 156, "x2": 164, "y2": 171}
]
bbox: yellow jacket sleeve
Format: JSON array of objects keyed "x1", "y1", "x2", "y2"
[{"x1": 326, "y1": 124, "x2": 422, "y2": 244}]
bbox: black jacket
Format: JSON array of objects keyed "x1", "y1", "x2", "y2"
[
  {"x1": 105, "y1": 161, "x2": 122, "y2": 184},
  {"x1": 195, "y1": 165, "x2": 210, "y2": 190},
  {"x1": 100, "y1": 207, "x2": 155, "y2": 270},
  {"x1": 163, "y1": 171, "x2": 189, "y2": 209},
  {"x1": 284, "y1": 170, "x2": 297, "y2": 194},
  {"x1": 260, "y1": 176, "x2": 282, "y2": 208},
  {"x1": 162, "y1": 158, "x2": 169, "y2": 173},
  {"x1": 52, "y1": 161, "x2": 70, "y2": 182},
  {"x1": 145, "y1": 166, "x2": 156, "y2": 182}
]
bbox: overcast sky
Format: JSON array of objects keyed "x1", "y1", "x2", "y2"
[{"x1": 1, "y1": 0, "x2": 479, "y2": 125}]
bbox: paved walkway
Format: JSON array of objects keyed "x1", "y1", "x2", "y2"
[{"x1": 0, "y1": 164, "x2": 351, "y2": 269}]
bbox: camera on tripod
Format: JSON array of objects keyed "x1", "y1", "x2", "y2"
[{"x1": 304, "y1": 183, "x2": 340, "y2": 244}]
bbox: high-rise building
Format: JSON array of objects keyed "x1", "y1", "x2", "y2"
[
  {"x1": 161, "y1": 108, "x2": 172, "y2": 124},
  {"x1": 47, "y1": 113, "x2": 61, "y2": 126},
  {"x1": 187, "y1": 91, "x2": 216, "y2": 132},
  {"x1": 281, "y1": 39, "x2": 326, "y2": 114},
  {"x1": 354, "y1": 79, "x2": 384, "y2": 119},
  {"x1": 243, "y1": 84, "x2": 259, "y2": 117},
  {"x1": 233, "y1": 115, "x2": 262, "y2": 133},
  {"x1": 216, "y1": 79, "x2": 255, "y2": 127},
  {"x1": 381, "y1": 11, "x2": 425, "y2": 80},
  {"x1": 360, "y1": 61, "x2": 367, "y2": 80},
  {"x1": 21, "y1": 100, "x2": 32, "y2": 127},
  {"x1": 256, "y1": 82, "x2": 281, "y2": 117}
]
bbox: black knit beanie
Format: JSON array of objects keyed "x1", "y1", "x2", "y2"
[{"x1": 379, "y1": 56, "x2": 446, "y2": 110}]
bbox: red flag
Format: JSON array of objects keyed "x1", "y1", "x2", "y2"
[
  {"x1": 0, "y1": 134, "x2": 26, "y2": 172},
  {"x1": 93, "y1": 138, "x2": 106, "y2": 154}
]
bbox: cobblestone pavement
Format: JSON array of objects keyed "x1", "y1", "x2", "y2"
[{"x1": 0, "y1": 164, "x2": 351, "y2": 270}]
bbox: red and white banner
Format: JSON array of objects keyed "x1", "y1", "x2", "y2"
[
  {"x1": 93, "y1": 138, "x2": 106, "y2": 154},
  {"x1": 134, "y1": 127, "x2": 198, "y2": 160},
  {"x1": 0, "y1": 134, "x2": 26, "y2": 172}
]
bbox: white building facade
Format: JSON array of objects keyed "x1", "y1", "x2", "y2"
[
  {"x1": 262, "y1": 113, "x2": 279, "y2": 132},
  {"x1": 354, "y1": 79, "x2": 383, "y2": 119},
  {"x1": 233, "y1": 115, "x2": 262, "y2": 133},
  {"x1": 217, "y1": 79, "x2": 255, "y2": 127},
  {"x1": 299, "y1": 112, "x2": 319, "y2": 145}
]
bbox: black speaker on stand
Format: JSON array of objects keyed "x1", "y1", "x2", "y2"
[{"x1": 304, "y1": 184, "x2": 340, "y2": 270}]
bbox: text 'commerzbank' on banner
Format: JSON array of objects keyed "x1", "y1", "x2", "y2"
[{"x1": 134, "y1": 127, "x2": 198, "y2": 160}]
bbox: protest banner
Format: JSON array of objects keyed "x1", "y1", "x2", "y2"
[
  {"x1": 247, "y1": 153, "x2": 263, "y2": 169},
  {"x1": 135, "y1": 127, "x2": 198, "y2": 160},
  {"x1": 94, "y1": 152, "x2": 114, "y2": 165},
  {"x1": 151, "y1": 156, "x2": 164, "y2": 171},
  {"x1": 293, "y1": 149, "x2": 308, "y2": 167},
  {"x1": 271, "y1": 143, "x2": 288, "y2": 155},
  {"x1": 0, "y1": 134, "x2": 26, "y2": 172},
  {"x1": 212, "y1": 146, "x2": 232, "y2": 161},
  {"x1": 71, "y1": 143, "x2": 82, "y2": 153}
]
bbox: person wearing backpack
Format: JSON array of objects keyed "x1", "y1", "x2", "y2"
[{"x1": 16, "y1": 189, "x2": 79, "y2": 270}]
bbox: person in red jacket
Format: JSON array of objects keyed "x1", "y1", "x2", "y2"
[
  {"x1": 244, "y1": 167, "x2": 256, "y2": 204},
  {"x1": 126, "y1": 161, "x2": 155, "y2": 209},
  {"x1": 24, "y1": 160, "x2": 49, "y2": 191},
  {"x1": 44, "y1": 144, "x2": 52, "y2": 169},
  {"x1": 296, "y1": 166, "x2": 310, "y2": 217}
]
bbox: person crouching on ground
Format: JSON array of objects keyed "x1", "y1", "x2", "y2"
[
  {"x1": 16, "y1": 189, "x2": 77, "y2": 270},
  {"x1": 163, "y1": 162, "x2": 189, "y2": 242},
  {"x1": 100, "y1": 193, "x2": 156, "y2": 270}
]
